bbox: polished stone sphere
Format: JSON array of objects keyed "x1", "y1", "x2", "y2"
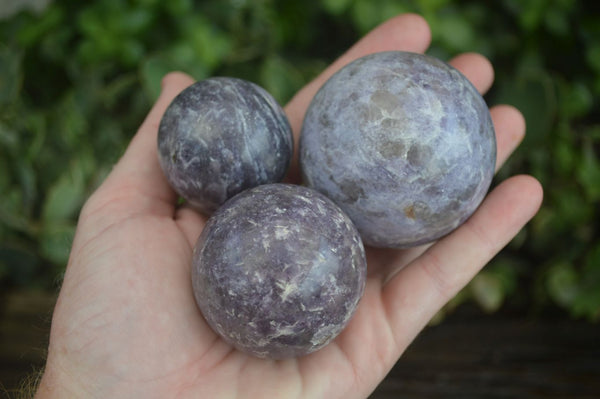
[
  {"x1": 158, "y1": 77, "x2": 293, "y2": 214},
  {"x1": 192, "y1": 184, "x2": 367, "y2": 358},
  {"x1": 300, "y1": 51, "x2": 496, "y2": 248}
]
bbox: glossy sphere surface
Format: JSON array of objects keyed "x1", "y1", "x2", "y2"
[
  {"x1": 158, "y1": 77, "x2": 293, "y2": 214},
  {"x1": 192, "y1": 184, "x2": 367, "y2": 359},
  {"x1": 300, "y1": 51, "x2": 496, "y2": 248}
]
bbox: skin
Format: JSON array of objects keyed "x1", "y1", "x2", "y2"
[{"x1": 36, "y1": 14, "x2": 543, "y2": 399}]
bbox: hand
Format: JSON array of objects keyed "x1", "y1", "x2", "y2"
[{"x1": 36, "y1": 14, "x2": 543, "y2": 399}]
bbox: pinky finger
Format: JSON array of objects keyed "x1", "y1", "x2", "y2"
[{"x1": 381, "y1": 174, "x2": 543, "y2": 349}]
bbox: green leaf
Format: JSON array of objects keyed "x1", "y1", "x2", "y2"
[
  {"x1": 554, "y1": 186, "x2": 595, "y2": 230},
  {"x1": 55, "y1": 92, "x2": 89, "y2": 149},
  {"x1": 0, "y1": 46, "x2": 22, "y2": 106},
  {"x1": 15, "y1": 4, "x2": 63, "y2": 46},
  {"x1": 77, "y1": 6, "x2": 107, "y2": 41},
  {"x1": 544, "y1": 6, "x2": 570, "y2": 36},
  {"x1": 417, "y1": 0, "x2": 452, "y2": 13},
  {"x1": 141, "y1": 53, "x2": 207, "y2": 101},
  {"x1": 0, "y1": 120, "x2": 19, "y2": 152},
  {"x1": 546, "y1": 262, "x2": 579, "y2": 308},
  {"x1": 182, "y1": 16, "x2": 233, "y2": 70},
  {"x1": 553, "y1": 123, "x2": 577, "y2": 176},
  {"x1": 259, "y1": 55, "x2": 304, "y2": 104},
  {"x1": 24, "y1": 110, "x2": 47, "y2": 162},
  {"x1": 115, "y1": 7, "x2": 154, "y2": 36},
  {"x1": 0, "y1": 152, "x2": 9, "y2": 192},
  {"x1": 41, "y1": 164, "x2": 86, "y2": 223},
  {"x1": 164, "y1": 0, "x2": 193, "y2": 16},
  {"x1": 0, "y1": 189, "x2": 34, "y2": 235},
  {"x1": 517, "y1": 0, "x2": 548, "y2": 31},
  {"x1": 571, "y1": 246, "x2": 600, "y2": 320},
  {"x1": 101, "y1": 73, "x2": 138, "y2": 108},
  {"x1": 16, "y1": 159, "x2": 37, "y2": 217},
  {"x1": 435, "y1": 13, "x2": 476, "y2": 52},
  {"x1": 586, "y1": 43, "x2": 600, "y2": 73},
  {"x1": 492, "y1": 66, "x2": 556, "y2": 150},
  {"x1": 577, "y1": 141, "x2": 600, "y2": 201},
  {"x1": 584, "y1": 244, "x2": 600, "y2": 273},
  {"x1": 133, "y1": 0, "x2": 161, "y2": 8},
  {"x1": 575, "y1": 247, "x2": 600, "y2": 321},
  {"x1": 118, "y1": 38, "x2": 145, "y2": 66},
  {"x1": 350, "y1": 0, "x2": 412, "y2": 33},
  {"x1": 321, "y1": 0, "x2": 354, "y2": 15},
  {"x1": 559, "y1": 81, "x2": 593, "y2": 119},
  {"x1": 40, "y1": 222, "x2": 76, "y2": 266},
  {"x1": 471, "y1": 271, "x2": 505, "y2": 313},
  {"x1": 39, "y1": 25, "x2": 73, "y2": 63}
]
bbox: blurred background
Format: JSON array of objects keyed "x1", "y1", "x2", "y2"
[{"x1": 1, "y1": 0, "x2": 599, "y2": 396}]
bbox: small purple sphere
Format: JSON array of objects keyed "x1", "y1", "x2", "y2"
[
  {"x1": 192, "y1": 184, "x2": 367, "y2": 359},
  {"x1": 158, "y1": 77, "x2": 293, "y2": 214},
  {"x1": 300, "y1": 51, "x2": 497, "y2": 248}
]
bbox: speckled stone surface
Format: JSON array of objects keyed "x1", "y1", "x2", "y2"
[
  {"x1": 192, "y1": 183, "x2": 367, "y2": 359},
  {"x1": 158, "y1": 77, "x2": 293, "y2": 214},
  {"x1": 300, "y1": 51, "x2": 496, "y2": 248}
]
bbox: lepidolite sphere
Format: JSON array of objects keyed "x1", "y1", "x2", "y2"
[
  {"x1": 300, "y1": 51, "x2": 496, "y2": 248},
  {"x1": 158, "y1": 77, "x2": 293, "y2": 214},
  {"x1": 192, "y1": 184, "x2": 367, "y2": 359}
]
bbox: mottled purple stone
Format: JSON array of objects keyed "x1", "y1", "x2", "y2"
[
  {"x1": 158, "y1": 77, "x2": 293, "y2": 214},
  {"x1": 192, "y1": 183, "x2": 367, "y2": 359},
  {"x1": 300, "y1": 51, "x2": 496, "y2": 248}
]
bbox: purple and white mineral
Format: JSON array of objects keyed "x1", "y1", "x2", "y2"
[
  {"x1": 158, "y1": 77, "x2": 293, "y2": 215},
  {"x1": 300, "y1": 51, "x2": 497, "y2": 248},
  {"x1": 191, "y1": 184, "x2": 367, "y2": 359}
]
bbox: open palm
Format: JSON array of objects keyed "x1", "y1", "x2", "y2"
[{"x1": 37, "y1": 14, "x2": 543, "y2": 399}]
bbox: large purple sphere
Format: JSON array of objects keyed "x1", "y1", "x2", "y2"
[
  {"x1": 192, "y1": 184, "x2": 367, "y2": 359},
  {"x1": 300, "y1": 51, "x2": 496, "y2": 248},
  {"x1": 158, "y1": 77, "x2": 293, "y2": 214}
]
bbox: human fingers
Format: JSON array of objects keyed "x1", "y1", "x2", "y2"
[
  {"x1": 381, "y1": 175, "x2": 543, "y2": 350},
  {"x1": 448, "y1": 52, "x2": 494, "y2": 94}
]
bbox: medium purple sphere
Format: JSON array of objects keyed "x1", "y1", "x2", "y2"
[
  {"x1": 158, "y1": 77, "x2": 293, "y2": 214},
  {"x1": 300, "y1": 51, "x2": 496, "y2": 248},
  {"x1": 192, "y1": 184, "x2": 367, "y2": 359}
]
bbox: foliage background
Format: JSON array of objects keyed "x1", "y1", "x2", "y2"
[{"x1": 1, "y1": 0, "x2": 599, "y2": 321}]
